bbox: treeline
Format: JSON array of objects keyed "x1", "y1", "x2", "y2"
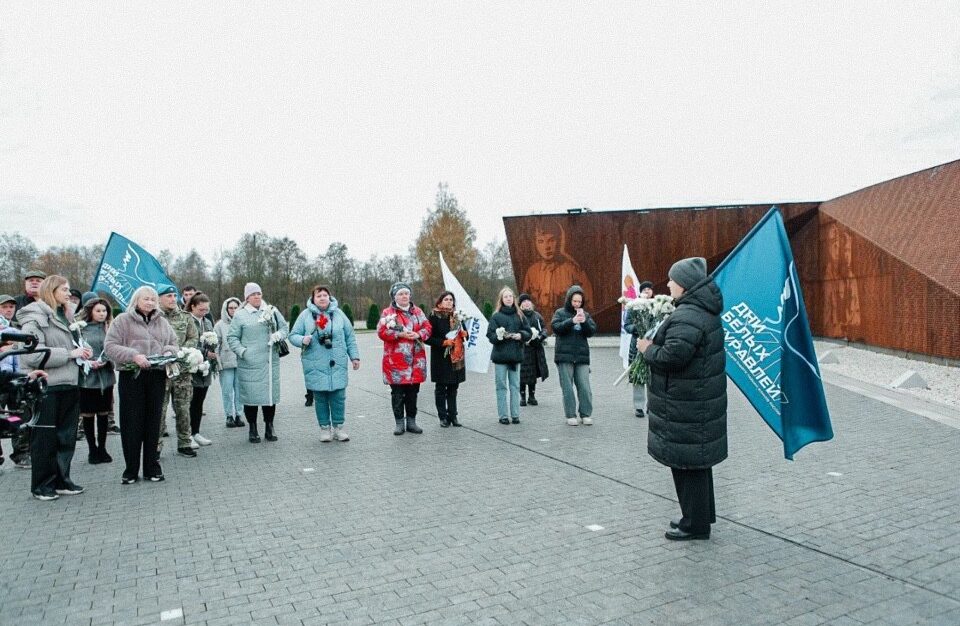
[{"x1": 0, "y1": 185, "x2": 516, "y2": 322}]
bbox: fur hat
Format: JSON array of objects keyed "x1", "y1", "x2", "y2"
[
  {"x1": 80, "y1": 291, "x2": 99, "y2": 307},
  {"x1": 668, "y1": 257, "x2": 707, "y2": 290}
]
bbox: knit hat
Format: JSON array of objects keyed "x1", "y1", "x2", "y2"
[
  {"x1": 390, "y1": 282, "x2": 412, "y2": 300},
  {"x1": 157, "y1": 285, "x2": 177, "y2": 296},
  {"x1": 668, "y1": 257, "x2": 707, "y2": 290},
  {"x1": 518, "y1": 293, "x2": 532, "y2": 305},
  {"x1": 80, "y1": 291, "x2": 99, "y2": 307},
  {"x1": 244, "y1": 282, "x2": 262, "y2": 300},
  {"x1": 23, "y1": 269, "x2": 46, "y2": 281},
  {"x1": 0, "y1": 294, "x2": 14, "y2": 305},
  {"x1": 638, "y1": 281, "x2": 653, "y2": 292}
]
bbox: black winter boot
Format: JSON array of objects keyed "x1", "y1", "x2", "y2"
[
  {"x1": 405, "y1": 417, "x2": 423, "y2": 434},
  {"x1": 528, "y1": 387, "x2": 538, "y2": 406},
  {"x1": 394, "y1": 418, "x2": 405, "y2": 436},
  {"x1": 264, "y1": 420, "x2": 277, "y2": 442},
  {"x1": 519, "y1": 389, "x2": 527, "y2": 407},
  {"x1": 248, "y1": 417, "x2": 261, "y2": 443},
  {"x1": 304, "y1": 391, "x2": 313, "y2": 407}
]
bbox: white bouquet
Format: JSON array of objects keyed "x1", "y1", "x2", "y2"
[
  {"x1": 625, "y1": 295, "x2": 676, "y2": 385},
  {"x1": 200, "y1": 331, "x2": 218, "y2": 347},
  {"x1": 495, "y1": 327, "x2": 507, "y2": 341}
]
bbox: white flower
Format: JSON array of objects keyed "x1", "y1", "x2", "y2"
[
  {"x1": 382, "y1": 313, "x2": 399, "y2": 329},
  {"x1": 200, "y1": 331, "x2": 219, "y2": 347},
  {"x1": 69, "y1": 320, "x2": 87, "y2": 332},
  {"x1": 617, "y1": 296, "x2": 627, "y2": 305},
  {"x1": 198, "y1": 361, "x2": 211, "y2": 376},
  {"x1": 495, "y1": 327, "x2": 507, "y2": 341}
]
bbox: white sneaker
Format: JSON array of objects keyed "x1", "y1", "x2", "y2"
[
  {"x1": 581, "y1": 417, "x2": 593, "y2": 426},
  {"x1": 566, "y1": 417, "x2": 579, "y2": 426},
  {"x1": 319, "y1": 426, "x2": 333, "y2": 443},
  {"x1": 333, "y1": 426, "x2": 350, "y2": 442},
  {"x1": 188, "y1": 436, "x2": 200, "y2": 449},
  {"x1": 193, "y1": 434, "x2": 212, "y2": 446}
]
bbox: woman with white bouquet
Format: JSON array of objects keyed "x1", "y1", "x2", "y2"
[
  {"x1": 227, "y1": 283, "x2": 288, "y2": 443},
  {"x1": 486, "y1": 287, "x2": 531, "y2": 425},
  {"x1": 76, "y1": 296, "x2": 116, "y2": 463},
  {"x1": 186, "y1": 292, "x2": 217, "y2": 446}
]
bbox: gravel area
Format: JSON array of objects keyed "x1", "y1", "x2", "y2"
[{"x1": 815, "y1": 341, "x2": 960, "y2": 408}]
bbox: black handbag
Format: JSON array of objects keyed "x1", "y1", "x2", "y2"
[{"x1": 272, "y1": 311, "x2": 291, "y2": 357}]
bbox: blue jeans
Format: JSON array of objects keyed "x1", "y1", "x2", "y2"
[
  {"x1": 219, "y1": 368, "x2": 243, "y2": 418},
  {"x1": 313, "y1": 389, "x2": 346, "y2": 427},
  {"x1": 557, "y1": 363, "x2": 593, "y2": 418},
  {"x1": 494, "y1": 363, "x2": 521, "y2": 419}
]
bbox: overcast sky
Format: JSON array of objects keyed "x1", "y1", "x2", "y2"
[{"x1": 2, "y1": 2, "x2": 958, "y2": 262}]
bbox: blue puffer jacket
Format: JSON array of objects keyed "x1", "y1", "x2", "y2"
[{"x1": 288, "y1": 297, "x2": 359, "y2": 392}]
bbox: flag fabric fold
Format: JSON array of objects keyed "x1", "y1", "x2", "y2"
[
  {"x1": 438, "y1": 252, "x2": 492, "y2": 374},
  {"x1": 90, "y1": 232, "x2": 177, "y2": 309},
  {"x1": 713, "y1": 208, "x2": 833, "y2": 460}
]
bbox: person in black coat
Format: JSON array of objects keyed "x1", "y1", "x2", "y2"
[
  {"x1": 624, "y1": 280, "x2": 654, "y2": 418},
  {"x1": 637, "y1": 257, "x2": 727, "y2": 541},
  {"x1": 486, "y1": 288, "x2": 531, "y2": 425},
  {"x1": 551, "y1": 285, "x2": 597, "y2": 426},
  {"x1": 518, "y1": 293, "x2": 548, "y2": 406},
  {"x1": 426, "y1": 291, "x2": 468, "y2": 427}
]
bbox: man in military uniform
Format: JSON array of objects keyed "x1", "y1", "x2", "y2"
[{"x1": 157, "y1": 286, "x2": 199, "y2": 458}]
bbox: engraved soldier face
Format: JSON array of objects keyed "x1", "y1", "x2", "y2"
[{"x1": 535, "y1": 232, "x2": 557, "y2": 260}]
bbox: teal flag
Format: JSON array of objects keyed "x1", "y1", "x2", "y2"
[
  {"x1": 91, "y1": 232, "x2": 177, "y2": 309},
  {"x1": 713, "y1": 208, "x2": 833, "y2": 459}
]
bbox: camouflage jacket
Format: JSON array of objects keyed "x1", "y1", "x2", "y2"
[{"x1": 161, "y1": 306, "x2": 199, "y2": 349}]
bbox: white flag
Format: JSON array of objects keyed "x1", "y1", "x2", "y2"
[
  {"x1": 439, "y1": 252, "x2": 492, "y2": 373},
  {"x1": 619, "y1": 244, "x2": 640, "y2": 368}
]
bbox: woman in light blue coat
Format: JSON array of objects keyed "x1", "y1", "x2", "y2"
[
  {"x1": 226, "y1": 283, "x2": 288, "y2": 443},
  {"x1": 289, "y1": 285, "x2": 360, "y2": 442}
]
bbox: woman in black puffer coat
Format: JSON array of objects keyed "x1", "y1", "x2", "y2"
[
  {"x1": 551, "y1": 285, "x2": 597, "y2": 426},
  {"x1": 486, "y1": 288, "x2": 530, "y2": 425},
  {"x1": 638, "y1": 257, "x2": 727, "y2": 542}
]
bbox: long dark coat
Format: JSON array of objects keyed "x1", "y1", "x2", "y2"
[
  {"x1": 426, "y1": 311, "x2": 467, "y2": 385},
  {"x1": 486, "y1": 306, "x2": 531, "y2": 365},
  {"x1": 642, "y1": 277, "x2": 728, "y2": 470},
  {"x1": 520, "y1": 309, "x2": 549, "y2": 385}
]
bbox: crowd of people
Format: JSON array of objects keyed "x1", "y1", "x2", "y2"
[{"x1": 0, "y1": 257, "x2": 728, "y2": 541}]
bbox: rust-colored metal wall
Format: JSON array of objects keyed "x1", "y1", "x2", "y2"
[
  {"x1": 503, "y1": 158, "x2": 960, "y2": 360},
  {"x1": 503, "y1": 203, "x2": 820, "y2": 334}
]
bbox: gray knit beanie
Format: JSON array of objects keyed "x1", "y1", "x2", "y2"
[
  {"x1": 390, "y1": 282, "x2": 412, "y2": 300},
  {"x1": 668, "y1": 257, "x2": 707, "y2": 290}
]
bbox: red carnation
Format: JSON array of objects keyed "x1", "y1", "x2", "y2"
[{"x1": 316, "y1": 315, "x2": 328, "y2": 330}]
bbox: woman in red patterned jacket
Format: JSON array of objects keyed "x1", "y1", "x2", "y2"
[{"x1": 377, "y1": 282, "x2": 431, "y2": 436}]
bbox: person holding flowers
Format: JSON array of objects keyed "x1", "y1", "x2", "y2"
[
  {"x1": 105, "y1": 286, "x2": 179, "y2": 484},
  {"x1": 518, "y1": 293, "x2": 548, "y2": 407},
  {"x1": 215, "y1": 297, "x2": 244, "y2": 428},
  {"x1": 377, "y1": 282, "x2": 431, "y2": 436},
  {"x1": 426, "y1": 291, "x2": 469, "y2": 427},
  {"x1": 622, "y1": 280, "x2": 657, "y2": 418},
  {"x1": 636, "y1": 257, "x2": 727, "y2": 541},
  {"x1": 18, "y1": 275, "x2": 93, "y2": 500},
  {"x1": 227, "y1": 283, "x2": 288, "y2": 443},
  {"x1": 187, "y1": 292, "x2": 217, "y2": 447},
  {"x1": 76, "y1": 296, "x2": 116, "y2": 464},
  {"x1": 289, "y1": 285, "x2": 360, "y2": 442},
  {"x1": 486, "y1": 287, "x2": 531, "y2": 425},
  {"x1": 157, "y1": 286, "x2": 199, "y2": 457},
  {"x1": 551, "y1": 285, "x2": 597, "y2": 426}
]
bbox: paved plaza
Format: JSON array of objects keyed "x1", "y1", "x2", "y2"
[{"x1": 2, "y1": 332, "x2": 959, "y2": 625}]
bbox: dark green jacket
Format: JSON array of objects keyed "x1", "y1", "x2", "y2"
[
  {"x1": 551, "y1": 285, "x2": 596, "y2": 365},
  {"x1": 642, "y1": 277, "x2": 727, "y2": 469},
  {"x1": 486, "y1": 306, "x2": 531, "y2": 365}
]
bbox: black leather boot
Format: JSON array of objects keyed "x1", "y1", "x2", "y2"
[
  {"x1": 527, "y1": 389, "x2": 538, "y2": 406},
  {"x1": 394, "y1": 418, "x2": 405, "y2": 436},
  {"x1": 519, "y1": 389, "x2": 527, "y2": 407},
  {"x1": 248, "y1": 418, "x2": 261, "y2": 443},
  {"x1": 264, "y1": 420, "x2": 277, "y2": 442},
  {"x1": 304, "y1": 392, "x2": 313, "y2": 407},
  {"x1": 405, "y1": 417, "x2": 423, "y2": 434}
]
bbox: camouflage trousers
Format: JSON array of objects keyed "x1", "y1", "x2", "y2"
[{"x1": 159, "y1": 374, "x2": 194, "y2": 450}]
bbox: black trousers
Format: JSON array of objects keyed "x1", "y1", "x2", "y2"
[
  {"x1": 189, "y1": 386, "x2": 209, "y2": 435},
  {"x1": 671, "y1": 468, "x2": 716, "y2": 535},
  {"x1": 30, "y1": 386, "x2": 80, "y2": 493},
  {"x1": 118, "y1": 370, "x2": 166, "y2": 480},
  {"x1": 434, "y1": 383, "x2": 459, "y2": 420},
  {"x1": 243, "y1": 404, "x2": 275, "y2": 424},
  {"x1": 390, "y1": 384, "x2": 419, "y2": 419}
]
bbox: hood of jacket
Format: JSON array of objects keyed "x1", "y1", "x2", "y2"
[
  {"x1": 563, "y1": 285, "x2": 586, "y2": 312},
  {"x1": 17, "y1": 300, "x2": 76, "y2": 330},
  {"x1": 220, "y1": 297, "x2": 241, "y2": 324},
  {"x1": 677, "y1": 277, "x2": 723, "y2": 316},
  {"x1": 306, "y1": 295, "x2": 339, "y2": 317}
]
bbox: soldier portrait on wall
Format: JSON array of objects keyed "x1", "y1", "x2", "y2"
[{"x1": 520, "y1": 218, "x2": 594, "y2": 317}]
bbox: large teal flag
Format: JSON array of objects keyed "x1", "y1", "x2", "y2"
[
  {"x1": 713, "y1": 208, "x2": 833, "y2": 459},
  {"x1": 90, "y1": 232, "x2": 177, "y2": 309}
]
